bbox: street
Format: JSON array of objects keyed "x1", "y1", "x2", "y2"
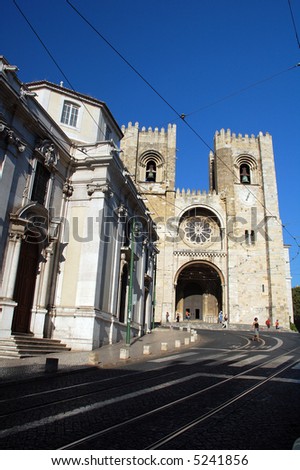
[{"x1": 0, "y1": 329, "x2": 299, "y2": 450}]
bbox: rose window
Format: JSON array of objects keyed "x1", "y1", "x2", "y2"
[{"x1": 183, "y1": 217, "x2": 213, "y2": 245}]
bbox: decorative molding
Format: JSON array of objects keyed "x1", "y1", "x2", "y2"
[
  {"x1": 174, "y1": 249, "x2": 226, "y2": 258},
  {"x1": 114, "y1": 204, "x2": 128, "y2": 218},
  {"x1": 35, "y1": 139, "x2": 59, "y2": 168},
  {"x1": 0, "y1": 121, "x2": 26, "y2": 153},
  {"x1": 87, "y1": 182, "x2": 113, "y2": 197},
  {"x1": 63, "y1": 182, "x2": 74, "y2": 198}
]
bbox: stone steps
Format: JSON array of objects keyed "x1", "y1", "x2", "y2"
[{"x1": 0, "y1": 335, "x2": 71, "y2": 359}]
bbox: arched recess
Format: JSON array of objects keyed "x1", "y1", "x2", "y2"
[
  {"x1": 11, "y1": 203, "x2": 49, "y2": 334},
  {"x1": 235, "y1": 154, "x2": 258, "y2": 185},
  {"x1": 138, "y1": 151, "x2": 165, "y2": 183},
  {"x1": 177, "y1": 205, "x2": 225, "y2": 251},
  {"x1": 175, "y1": 261, "x2": 224, "y2": 323}
]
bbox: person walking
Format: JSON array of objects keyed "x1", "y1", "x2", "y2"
[
  {"x1": 265, "y1": 318, "x2": 271, "y2": 329},
  {"x1": 219, "y1": 310, "x2": 223, "y2": 324},
  {"x1": 275, "y1": 319, "x2": 279, "y2": 329},
  {"x1": 252, "y1": 317, "x2": 259, "y2": 341},
  {"x1": 166, "y1": 312, "x2": 170, "y2": 322},
  {"x1": 222, "y1": 314, "x2": 228, "y2": 328}
]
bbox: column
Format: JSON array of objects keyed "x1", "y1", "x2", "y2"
[{"x1": 0, "y1": 228, "x2": 24, "y2": 338}]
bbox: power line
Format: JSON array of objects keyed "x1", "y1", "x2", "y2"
[
  {"x1": 13, "y1": 0, "x2": 300, "y2": 264},
  {"x1": 65, "y1": 0, "x2": 300, "y2": 260},
  {"x1": 66, "y1": 0, "x2": 183, "y2": 122},
  {"x1": 288, "y1": 0, "x2": 300, "y2": 49},
  {"x1": 184, "y1": 65, "x2": 298, "y2": 118},
  {"x1": 13, "y1": 0, "x2": 108, "y2": 145}
]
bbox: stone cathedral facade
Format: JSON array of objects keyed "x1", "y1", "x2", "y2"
[{"x1": 120, "y1": 123, "x2": 293, "y2": 328}]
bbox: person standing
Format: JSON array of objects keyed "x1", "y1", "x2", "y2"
[
  {"x1": 219, "y1": 310, "x2": 223, "y2": 324},
  {"x1": 265, "y1": 318, "x2": 271, "y2": 329},
  {"x1": 166, "y1": 312, "x2": 170, "y2": 322},
  {"x1": 275, "y1": 319, "x2": 279, "y2": 329},
  {"x1": 252, "y1": 317, "x2": 259, "y2": 341}
]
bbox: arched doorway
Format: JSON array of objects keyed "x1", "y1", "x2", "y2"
[{"x1": 175, "y1": 262, "x2": 223, "y2": 323}]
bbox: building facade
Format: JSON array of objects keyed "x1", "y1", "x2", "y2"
[
  {"x1": 120, "y1": 123, "x2": 293, "y2": 328},
  {"x1": 0, "y1": 57, "x2": 157, "y2": 352}
]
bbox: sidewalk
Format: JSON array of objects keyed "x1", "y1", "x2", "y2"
[{"x1": 0, "y1": 326, "x2": 199, "y2": 384}]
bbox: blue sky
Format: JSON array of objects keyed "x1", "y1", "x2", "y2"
[{"x1": 1, "y1": 0, "x2": 300, "y2": 286}]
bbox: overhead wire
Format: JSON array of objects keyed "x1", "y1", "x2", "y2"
[
  {"x1": 288, "y1": 0, "x2": 300, "y2": 49},
  {"x1": 13, "y1": 0, "x2": 112, "y2": 150},
  {"x1": 13, "y1": 0, "x2": 300, "y2": 263},
  {"x1": 65, "y1": 1, "x2": 300, "y2": 260}
]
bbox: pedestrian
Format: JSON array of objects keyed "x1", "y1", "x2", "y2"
[
  {"x1": 166, "y1": 312, "x2": 169, "y2": 322},
  {"x1": 176, "y1": 312, "x2": 180, "y2": 322},
  {"x1": 252, "y1": 317, "x2": 259, "y2": 341},
  {"x1": 222, "y1": 314, "x2": 228, "y2": 328},
  {"x1": 275, "y1": 319, "x2": 279, "y2": 329},
  {"x1": 185, "y1": 310, "x2": 190, "y2": 321},
  {"x1": 219, "y1": 310, "x2": 223, "y2": 324},
  {"x1": 265, "y1": 318, "x2": 271, "y2": 329}
]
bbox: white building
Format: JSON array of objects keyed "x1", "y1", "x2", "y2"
[{"x1": 0, "y1": 57, "x2": 157, "y2": 355}]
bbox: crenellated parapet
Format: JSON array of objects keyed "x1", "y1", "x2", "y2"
[
  {"x1": 121, "y1": 121, "x2": 176, "y2": 134},
  {"x1": 214, "y1": 128, "x2": 272, "y2": 150},
  {"x1": 176, "y1": 188, "x2": 220, "y2": 200}
]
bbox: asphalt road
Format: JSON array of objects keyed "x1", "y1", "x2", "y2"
[{"x1": 0, "y1": 329, "x2": 299, "y2": 450}]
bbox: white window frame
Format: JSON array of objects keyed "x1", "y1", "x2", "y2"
[{"x1": 60, "y1": 101, "x2": 80, "y2": 128}]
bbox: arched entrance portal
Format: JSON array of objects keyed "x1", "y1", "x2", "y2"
[
  {"x1": 12, "y1": 230, "x2": 40, "y2": 334},
  {"x1": 175, "y1": 262, "x2": 222, "y2": 323}
]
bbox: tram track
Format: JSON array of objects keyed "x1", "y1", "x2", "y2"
[
  {"x1": 0, "y1": 345, "x2": 299, "y2": 449},
  {"x1": 57, "y1": 348, "x2": 300, "y2": 450}
]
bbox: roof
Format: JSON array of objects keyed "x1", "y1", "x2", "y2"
[{"x1": 26, "y1": 80, "x2": 123, "y2": 137}]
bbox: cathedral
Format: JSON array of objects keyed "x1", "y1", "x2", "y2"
[
  {"x1": 120, "y1": 122, "x2": 293, "y2": 328},
  {"x1": 0, "y1": 56, "x2": 294, "y2": 357}
]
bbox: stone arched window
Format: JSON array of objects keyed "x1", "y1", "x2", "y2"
[
  {"x1": 139, "y1": 151, "x2": 164, "y2": 183},
  {"x1": 240, "y1": 163, "x2": 251, "y2": 184},
  {"x1": 146, "y1": 160, "x2": 157, "y2": 182},
  {"x1": 235, "y1": 155, "x2": 257, "y2": 185}
]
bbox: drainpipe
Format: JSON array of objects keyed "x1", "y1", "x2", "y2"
[{"x1": 126, "y1": 219, "x2": 135, "y2": 346}]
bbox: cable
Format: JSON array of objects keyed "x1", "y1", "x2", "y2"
[
  {"x1": 13, "y1": 0, "x2": 300, "y2": 266},
  {"x1": 13, "y1": 0, "x2": 108, "y2": 144},
  {"x1": 184, "y1": 65, "x2": 298, "y2": 118},
  {"x1": 288, "y1": 0, "x2": 300, "y2": 49},
  {"x1": 65, "y1": 0, "x2": 300, "y2": 262},
  {"x1": 66, "y1": 0, "x2": 183, "y2": 122}
]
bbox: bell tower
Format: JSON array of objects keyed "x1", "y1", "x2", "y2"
[
  {"x1": 120, "y1": 122, "x2": 177, "y2": 220},
  {"x1": 211, "y1": 129, "x2": 292, "y2": 327},
  {"x1": 120, "y1": 122, "x2": 177, "y2": 323}
]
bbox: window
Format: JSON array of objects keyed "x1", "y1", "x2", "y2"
[
  {"x1": 31, "y1": 161, "x2": 50, "y2": 205},
  {"x1": 146, "y1": 160, "x2": 157, "y2": 182},
  {"x1": 105, "y1": 124, "x2": 112, "y2": 141},
  {"x1": 60, "y1": 101, "x2": 79, "y2": 127},
  {"x1": 245, "y1": 230, "x2": 255, "y2": 245},
  {"x1": 240, "y1": 164, "x2": 251, "y2": 184}
]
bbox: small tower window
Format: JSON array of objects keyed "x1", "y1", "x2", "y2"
[
  {"x1": 240, "y1": 164, "x2": 251, "y2": 184},
  {"x1": 146, "y1": 160, "x2": 156, "y2": 182}
]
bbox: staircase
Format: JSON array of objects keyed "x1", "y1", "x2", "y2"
[{"x1": 0, "y1": 335, "x2": 71, "y2": 359}]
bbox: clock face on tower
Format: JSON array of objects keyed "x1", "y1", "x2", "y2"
[{"x1": 240, "y1": 186, "x2": 255, "y2": 206}]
